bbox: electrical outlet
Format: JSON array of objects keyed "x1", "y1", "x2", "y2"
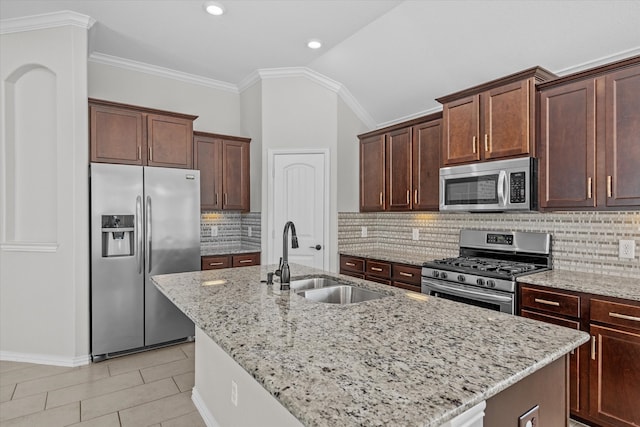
[
  {"x1": 211, "y1": 225, "x2": 218, "y2": 237},
  {"x1": 361, "y1": 226, "x2": 368, "y2": 238},
  {"x1": 247, "y1": 226, "x2": 252, "y2": 237},
  {"x1": 412, "y1": 228, "x2": 419, "y2": 241},
  {"x1": 231, "y1": 380, "x2": 238, "y2": 406},
  {"x1": 619, "y1": 239, "x2": 635, "y2": 259},
  {"x1": 518, "y1": 405, "x2": 539, "y2": 427}
]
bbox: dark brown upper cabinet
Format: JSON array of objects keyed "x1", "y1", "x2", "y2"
[
  {"x1": 359, "y1": 113, "x2": 441, "y2": 212},
  {"x1": 538, "y1": 57, "x2": 640, "y2": 210},
  {"x1": 437, "y1": 67, "x2": 556, "y2": 166},
  {"x1": 89, "y1": 99, "x2": 197, "y2": 169},
  {"x1": 193, "y1": 131, "x2": 251, "y2": 212}
]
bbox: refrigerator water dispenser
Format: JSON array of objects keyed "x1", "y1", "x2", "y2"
[{"x1": 101, "y1": 214, "x2": 134, "y2": 257}]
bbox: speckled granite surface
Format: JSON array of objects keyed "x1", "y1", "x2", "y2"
[
  {"x1": 152, "y1": 264, "x2": 588, "y2": 427},
  {"x1": 340, "y1": 249, "x2": 437, "y2": 266},
  {"x1": 518, "y1": 270, "x2": 640, "y2": 302},
  {"x1": 200, "y1": 244, "x2": 261, "y2": 256}
]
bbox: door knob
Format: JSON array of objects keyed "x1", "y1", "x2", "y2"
[{"x1": 309, "y1": 244, "x2": 322, "y2": 250}]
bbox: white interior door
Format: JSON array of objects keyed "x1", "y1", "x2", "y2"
[{"x1": 270, "y1": 151, "x2": 328, "y2": 270}]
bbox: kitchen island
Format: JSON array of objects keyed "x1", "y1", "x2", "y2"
[{"x1": 152, "y1": 264, "x2": 589, "y2": 427}]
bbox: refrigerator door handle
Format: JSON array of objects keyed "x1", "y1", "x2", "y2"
[
  {"x1": 136, "y1": 196, "x2": 143, "y2": 274},
  {"x1": 145, "y1": 196, "x2": 152, "y2": 273}
]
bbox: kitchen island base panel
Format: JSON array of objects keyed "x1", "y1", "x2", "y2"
[
  {"x1": 485, "y1": 355, "x2": 569, "y2": 426},
  {"x1": 193, "y1": 327, "x2": 303, "y2": 427}
]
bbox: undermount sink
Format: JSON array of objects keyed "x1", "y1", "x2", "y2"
[
  {"x1": 289, "y1": 277, "x2": 343, "y2": 291},
  {"x1": 296, "y1": 285, "x2": 387, "y2": 304}
]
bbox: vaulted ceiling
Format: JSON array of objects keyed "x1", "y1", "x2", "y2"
[{"x1": 2, "y1": 0, "x2": 639, "y2": 128}]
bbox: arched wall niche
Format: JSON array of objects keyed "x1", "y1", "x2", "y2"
[{"x1": 4, "y1": 63, "x2": 58, "y2": 243}]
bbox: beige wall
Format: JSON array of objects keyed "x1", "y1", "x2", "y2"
[
  {"x1": 337, "y1": 97, "x2": 368, "y2": 212},
  {"x1": 1, "y1": 22, "x2": 91, "y2": 365}
]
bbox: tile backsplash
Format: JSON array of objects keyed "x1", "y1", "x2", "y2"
[
  {"x1": 200, "y1": 211, "x2": 261, "y2": 248},
  {"x1": 339, "y1": 211, "x2": 640, "y2": 278}
]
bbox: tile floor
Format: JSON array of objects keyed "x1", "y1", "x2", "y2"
[
  {"x1": 1, "y1": 344, "x2": 596, "y2": 427},
  {"x1": 0, "y1": 342, "x2": 206, "y2": 426}
]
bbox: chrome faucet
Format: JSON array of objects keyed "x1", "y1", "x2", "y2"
[{"x1": 275, "y1": 221, "x2": 298, "y2": 290}]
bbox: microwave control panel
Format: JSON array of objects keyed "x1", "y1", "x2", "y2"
[{"x1": 509, "y1": 172, "x2": 527, "y2": 203}]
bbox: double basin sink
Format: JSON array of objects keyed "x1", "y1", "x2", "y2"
[{"x1": 289, "y1": 276, "x2": 388, "y2": 305}]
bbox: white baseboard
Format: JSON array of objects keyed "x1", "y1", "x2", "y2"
[
  {"x1": 0, "y1": 351, "x2": 90, "y2": 367},
  {"x1": 192, "y1": 387, "x2": 221, "y2": 427}
]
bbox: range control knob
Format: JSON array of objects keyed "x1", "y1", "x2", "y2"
[
  {"x1": 432, "y1": 270, "x2": 440, "y2": 278},
  {"x1": 476, "y1": 278, "x2": 485, "y2": 286},
  {"x1": 441, "y1": 272, "x2": 448, "y2": 279},
  {"x1": 457, "y1": 274, "x2": 466, "y2": 282},
  {"x1": 487, "y1": 280, "x2": 496, "y2": 288}
]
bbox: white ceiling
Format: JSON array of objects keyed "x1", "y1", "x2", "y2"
[{"x1": 2, "y1": 0, "x2": 639, "y2": 128}]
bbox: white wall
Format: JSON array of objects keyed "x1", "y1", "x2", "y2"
[
  {"x1": 88, "y1": 61, "x2": 243, "y2": 136},
  {"x1": 0, "y1": 20, "x2": 91, "y2": 366},
  {"x1": 337, "y1": 97, "x2": 368, "y2": 212},
  {"x1": 260, "y1": 76, "x2": 339, "y2": 271}
]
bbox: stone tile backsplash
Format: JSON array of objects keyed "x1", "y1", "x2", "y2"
[
  {"x1": 339, "y1": 211, "x2": 640, "y2": 278},
  {"x1": 201, "y1": 211, "x2": 261, "y2": 249}
]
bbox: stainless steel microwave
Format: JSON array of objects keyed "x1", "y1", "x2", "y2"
[{"x1": 439, "y1": 157, "x2": 537, "y2": 212}]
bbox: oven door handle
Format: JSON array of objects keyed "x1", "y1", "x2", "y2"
[
  {"x1": 422, "y1": 279, "x2": 513, "y2": 304},
  {"x1": 497, "y1": 170, "x2": 507, "y2": 207}
]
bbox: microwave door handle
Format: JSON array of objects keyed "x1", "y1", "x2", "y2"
[
  {"x1": 497, "y1": 171, "x2": 507, "y2": 207},
  {"x1": 423, "y1": 279, "x2": 513, "y2": 304}
]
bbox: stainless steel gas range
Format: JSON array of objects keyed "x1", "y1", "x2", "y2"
[{"x1": 421, "y1": 230, "x2": 551, "y2": 314}]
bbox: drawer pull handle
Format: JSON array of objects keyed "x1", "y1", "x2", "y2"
[
  {"x1": 591, "y1": 336, "x2": 596, "y2": 360},
  {"x1": 609, "y1": 312, "x2": 640, "y2": 322},
  {"x1": 209, "y1": 262, "x2": 224, "y2": 266},
  {"x1": 239, "y1": 259, "x2": 253, "y2": 264},
  {"x1": 534, "y1": 298, "x2": 560, "y2": 307},
  {"x1": 345, "y1": 262, "x2": 356, "y2": 267},
  {"x1": 371, "y1": 267, "x2": 383, "y2": 272},
  {"x1": 399, "y1": 272, "x2": 413, "y2": 277}
]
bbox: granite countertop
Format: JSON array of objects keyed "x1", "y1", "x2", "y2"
[
  {"x1": 200, "y1": 245, "x2": 261, "y2": 257},
  {"x1": 517, "y1": 270, "x2": 640, "y2": 302},
  {"x1": 152, "y1": 264, "x2": 588, "y2": 427},
  {"x1": 340, "y1": 248, "x2": 440, "y2": 266}
]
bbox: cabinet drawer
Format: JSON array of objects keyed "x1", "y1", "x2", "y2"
[
  {"x1": 392, "y1": 264, "x2": 421, "y2": 285},
  {"x1": 591, "y1": 298, "x2": 640, "y2": 331},
  {"x1": 340, "y1": 255, "x2": 365, "y2": 273},
  {"x1": 367, "y1": 276, "x2": 391, "y2": 286},
  {"x1": 366, "y1": 260, "x2": 391, "y2": 278},
  {"x1": 342, "y1": 271, "x2": 365, "y2": 280},
  {"x1": 520, "y1": 286, "x2": 580, "y2": 318},
  {"x1": 201, "y1": 255, "x2": 230, "y2": 270},
  {"x1": 521, "y1": 309, "x2": 580, "y2": 330},
  {"x1": 232, "y1": 252, "x2": 260, "y2": 267}
]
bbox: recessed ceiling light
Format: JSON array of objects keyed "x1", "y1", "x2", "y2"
[
  {"x1": 307, "y1": 39, "x2": 322, "y2": 49},
  {"x1": 204, "y1": 1, "x2": 225, "y2": 16}
]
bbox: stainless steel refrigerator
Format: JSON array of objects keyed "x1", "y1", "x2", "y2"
[{"x1": 90, "y1": 163, "x2": 199, "y2": 360}]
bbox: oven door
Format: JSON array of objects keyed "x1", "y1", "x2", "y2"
[{"x1": 421, "y1": 278, "x2": 514, "y2": 314}]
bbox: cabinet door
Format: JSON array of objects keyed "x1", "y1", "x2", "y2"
[
  {"x1": 90, "y1": 104, "x2": 144, "y2": 165},
  {"x1": 222, "y1": 140, "x2": 250, "y2": 211},
  {"x1": 605, "y1": 64, "x2": 640, "y2": 207},
  {"x1": 147, "y1": 114, "x2": 193, "y2": 169},
  {"x1": 590, "y1": 324, "x2": 640, "y2": 426},
  {"x1": 193, "y1": 135, "x2": 223, "y2": 210},
  {"x1": 412, "y1": 119, "x2": 441, "y2": 210},
  {"x1": 442, "y1": 95, "x2": 480, "y2": 165},
  {"x1": 539, "y1": 79, "x2": 597, "y2": 208},
  {"x1": 360, "y1": 134, "x2": 385, "y2": 211},
  {"x1": 386, "y1": 128, "x2": 412, "y2": 211},
  {"x1": 483, "y1": 80, "x2": 531, "y2": 160}
]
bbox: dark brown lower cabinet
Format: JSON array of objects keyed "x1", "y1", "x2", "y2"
[
  {"x1": 202, "y1": 252, "x2": 260, "y2": 270},
  {"x1": 339, "y1": 255, "x2": 421, "y2": 292},
  {"x1": 520, "y1": 284, "x2": 640, "y2": 427}
]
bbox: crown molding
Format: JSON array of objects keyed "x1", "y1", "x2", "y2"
[
  {"x1": 554, "y1": 46, "x2": 640, "y2": 76},
  {"x1": 376, "y1": 106, "x2": 443, "y2": 129},
  {"x1": 88, "y1": 52, "x2": 239, "y2": 93},
  {"x1": 0, "y1": 10, "x2": 95, "y2": 34},
  {"x1": 239, "y1": 67, "x2": 376, "y2": 129}
]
